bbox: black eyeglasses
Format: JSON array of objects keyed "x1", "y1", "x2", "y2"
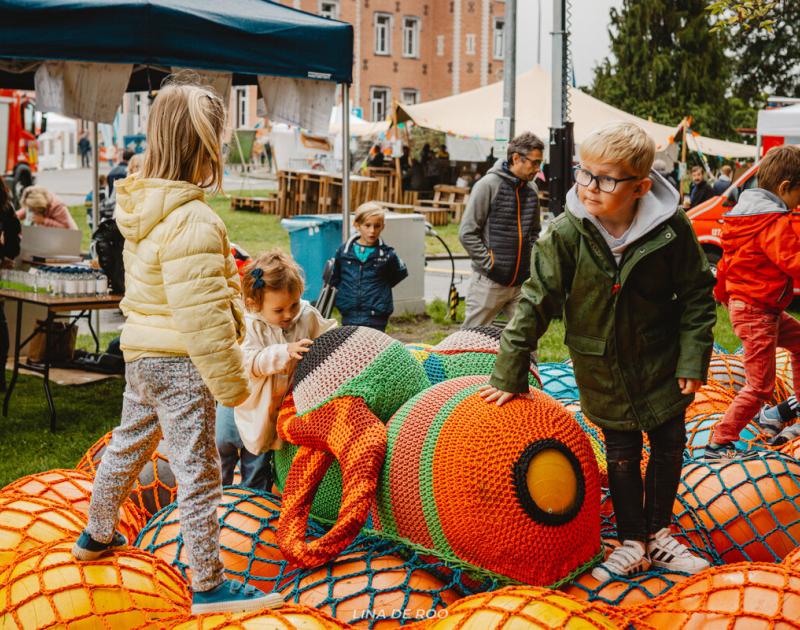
[
  {"x1": 519, "y1": 154, "x2": 543, "y2": 168},
  {"x1": 574, "y1": 167, "x2": 638, "y2": 193}
]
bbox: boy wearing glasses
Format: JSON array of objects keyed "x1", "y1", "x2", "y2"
[
  {"x1": 459, "y1": 132, "x2": 544, "y2": 328},
  {"x1": 480, "y1": 123, "x2": 716, "y2": 580}
]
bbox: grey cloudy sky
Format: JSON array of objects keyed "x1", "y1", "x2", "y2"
[{"x1": 516, "y1": 0, "x2": 623, "y2": 87}]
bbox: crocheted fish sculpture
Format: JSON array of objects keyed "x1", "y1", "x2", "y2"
[
  {"x1": 276, "y1": 326, "x2": 601, "y2": 587},
  {"x1": 275, "y1": 326, "x2": 431, "y2": 566}
]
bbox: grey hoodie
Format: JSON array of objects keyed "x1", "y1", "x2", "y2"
[
  {"x1": 567, "y1": 170, "x2": 680, "y2": 264},
  {"x1": 725, "y1": 188, "x2": 789, "y2": 217}
]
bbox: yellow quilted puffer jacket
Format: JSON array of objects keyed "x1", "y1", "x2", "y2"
[{"x1": 115, "y1": 176, "x2": 250, "y2": 407}]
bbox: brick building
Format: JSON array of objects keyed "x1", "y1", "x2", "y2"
[{"x1": 277, "y1": 0, "x2": 507, "y2": 121}]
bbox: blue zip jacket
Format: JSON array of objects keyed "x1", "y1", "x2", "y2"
[{"x1": 331, "y1": 236, "x2": 408, "y2": 324}]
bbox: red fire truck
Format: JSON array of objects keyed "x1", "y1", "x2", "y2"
[{"x1": 0, "y1": 89, "x2": 42, "y2": 205}]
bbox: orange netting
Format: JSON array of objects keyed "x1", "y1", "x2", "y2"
[
  {"x1": 684, "y1": 383, "x2": 734, "y2": 418},
  {"x1": 169, "y1": 604, "x2": 353, "y2": 629},
  {"x1": 783, "y1": 545, "x2": 800, "y2": 571},
  {"x1": 77, "y1": 431, "x2": 177, "y2": 518},
  {"x1": 0, "y1": 493, "x2": 86, "y2": 572},
  {"x1": 137, "y1": 486, "x2": 317, "y2": 591},
  {"x1": 278, "y1": 396, "x2": 387, "y2": 568},
  {"x1": 626, "y1": 563, "x2": 800, "y2": 629},
  {"x1": 1, "y1": 468, "x2": 146, "y2": 543},
  {"x1": 706, "y1": 353, "x2": 747, "y2": 396},
  {"x1": 777, "y1": 348, "x2": 795, "y2": 391},
  {"x1": 673, "y1": 453, "x2": 800, "y2": 563},
  {"x1": 279, "y1": 546, "x2": 461, "y2": 628},
  {"x1": 0, "y1": 541, "x2": 190, "y2": 629},
  {"x1": 373, "y1": 377, "x2": 601, "y2": 587},
  {"x1": 781, "y1": 436, "x2": 800, "y2": 460},
  {"x1": 414, "y1": 586, "x2": 629, "y2": 629},
  {"x1": 684, "y1": 411, "x2": 770, "y2": 457}
]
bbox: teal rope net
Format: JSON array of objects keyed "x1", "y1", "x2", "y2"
[
  {"x1": 562, "y1": 566, "x2": 689, "y2": 607},
  {"x1": 278, "y1": 533, "x2": 501, "y2": 628},
  {"x1": 136, "y1": 486, "x2": 323, "y2": 591},
  {"x1": 684, "y1": 412, "x2": 768, "y2": 459},
  {"x1": 673, "y1": 452, "x2": 800, "y2": 564},
  {"x1": 539, "y1": 362, "x2": 580, "y2": 401}
]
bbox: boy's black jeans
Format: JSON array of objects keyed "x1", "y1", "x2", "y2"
[{"x1": 602, "y1": 414, "x2": 686, "y2": 543}]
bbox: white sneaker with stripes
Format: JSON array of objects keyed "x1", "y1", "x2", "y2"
[
  {"x1": 647, "y1": 528, "x2": 709, "y2": 574},
  {"x1": 591, "y1": 540, "x2": 650, "y2": 582}
]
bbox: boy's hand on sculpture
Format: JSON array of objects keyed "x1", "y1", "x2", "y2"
[
  {"x1": 479, "y1": 384, "x2": 531, "y2": 406},
  {"x1": 288, "y1": 339, "x2": 313, "y2": 360},
  {"x1": 678, "y1": 378, "x2": 703, "y2": 395}
]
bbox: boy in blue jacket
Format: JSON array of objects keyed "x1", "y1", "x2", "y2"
[{"x1": 331, "y1": 203, "x2": 408, "y2": 331}]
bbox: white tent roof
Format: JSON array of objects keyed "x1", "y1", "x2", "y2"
[
  {"x1": 329, "y1": 106, "x2": 389, "y2": 137},
  {"x1": 398, "y1": 65, "x2": 756, "y2": 159},
  {"x1": 758, "y1": 104, "x2": 800, "y2": 137}
]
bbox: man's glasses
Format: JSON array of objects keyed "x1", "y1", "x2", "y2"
[
  {"x1": 519, "y1": 155, "x2": 542, "y2": 168},
  {"x1": 574, "y1": 167, "x2": 638, "y2": 193}
]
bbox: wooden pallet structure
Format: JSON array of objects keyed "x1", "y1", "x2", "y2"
[{"x1": 230, "y1": 195, "x2": 278, "y2": 215}]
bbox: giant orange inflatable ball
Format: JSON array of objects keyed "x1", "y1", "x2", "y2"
[
  {"x1": 1, "y1": 468, "x2": 146, "y2": 543},
  {"x1": 423, "y1": 586, "x2": 628, "y2": 629},
  {"x1": 0, "y1": 541, "x2": 190, "y2": 628},
  {"x1": 137, "y1": 486, "x2": 317, "y2": 591},
  {"x1": 280, "y1": 547, "x2": 461, "y2": 628},
  {"x1": 674, "y1": 453, "x2": 800, "y2": 563},
  {"x1": 0, "y1": 493, "x2": 86, "y2": 572},
  {"x1": 563, "y1": 568, "x2": 688, "y2": 608},
  {"x1": 171, "y1": 604, "x2": 352, "y2": 629},
  {"x1": 783, "y1": 545, "x2": 800, "y2": 571},
  {"x1": 685, "y1": 383, "x2": 734, "y2": 418},
  {"x1": 628, "y1": 563, "x2": 800, "y2": 629},
  {"x1": 77, "y1": 432, "x2": 177, "y2": 518}
]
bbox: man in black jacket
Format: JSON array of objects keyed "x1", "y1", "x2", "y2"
[
  {"x1": 686, "y1": 165, "x2": 716, "y2": 209},
  {"x1": 459, "y1": 132, "x2": 544, "y2": 328}
]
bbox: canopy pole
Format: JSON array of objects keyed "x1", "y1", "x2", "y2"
[
  {"x1": 341, "y1": 83, "x2": 351, "y2": 242},
  {"x1": 91, "y1": 121, "x2": 101, "y2": 334}
]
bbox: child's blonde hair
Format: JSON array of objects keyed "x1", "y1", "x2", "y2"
[
  {"x1": 241, "y1": 250, "x2": 305, "y2": 310},
  {"x1": 20, "y1": 186, "x2": 51, "y2": 212},
  {"x1": 128, "y1": 153, "x2": 143, "y2": 176},
  {"x1": 579, "y1": 122, "x2": 656, "y2": 178},
  {"x1": 353, "y1": 202, "x2": 385, "y2": 226},
  {"x1": 142, "y1": 77, "x2": 225, "y2": 191}
]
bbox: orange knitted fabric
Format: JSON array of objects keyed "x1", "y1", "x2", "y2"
[
  {"x1": 373, "y1": 377, "x2": 601, "y2": 586},
  {"x1": 278, "y1": 396, "x2": 388, "y2": 568}
]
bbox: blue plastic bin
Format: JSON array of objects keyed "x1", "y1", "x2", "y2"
[{"x1": 281, "y1": 214, "x2": 343, "y2": 301}]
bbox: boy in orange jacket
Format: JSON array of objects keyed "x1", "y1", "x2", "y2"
[{"x1": 708, "y1": 145, "x2": 800, "y2": 458}]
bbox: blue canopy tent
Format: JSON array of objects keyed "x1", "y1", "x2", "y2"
[{"x1": 0, "y1": 0, "x2": 354, "y2": 235}]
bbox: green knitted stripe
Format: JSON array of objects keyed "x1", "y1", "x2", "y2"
[
  {"x1": 418, "y1": 384, "x2": 483, "y2": 559},
  {"x1": 375, "y1": 386, "x2": 437, "y2": 536},
  {"x1": 274, "y1": 443, "x2": 343, "y2": 522}
]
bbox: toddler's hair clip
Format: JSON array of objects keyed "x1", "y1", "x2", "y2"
[{"x1": 250, "y1": 267, "x2": 265, "y2": 289}]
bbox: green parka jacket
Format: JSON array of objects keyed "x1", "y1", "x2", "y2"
[{"x1": 490, "y1": 177, "x2": 716, "y2": 432}]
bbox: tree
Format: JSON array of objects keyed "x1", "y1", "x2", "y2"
[
  {"x1": 590, "y1": 0, "x2": 739, "y2": 140},
  {"x1": 728, "y1": 1, "x2": 800, "y2": 106},
  {"x1": 707, "y1": 0, "x2": 778, "y2": 32}
]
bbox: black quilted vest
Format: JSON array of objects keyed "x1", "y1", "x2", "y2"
[{"x1": 485, "y1": 174, "x2": 539, "y2": 286}]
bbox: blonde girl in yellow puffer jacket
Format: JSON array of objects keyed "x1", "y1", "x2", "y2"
[{"x1": 72, "y1": 79, "x2": 277, "y2": 615}]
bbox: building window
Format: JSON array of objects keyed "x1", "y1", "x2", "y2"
[
  {"x1": 493, "y1": 18, "x2": 505, "y2": 60},
  {"x1": 319, "y1": 1, "x2": 339, "y2": 18},
  {"x1": 235, "y1": 87, "x2": 248, "y2": 128},
  {"x1": 402, "y1": 17, "x2": 420, "y2": 58},
  {"x1": 436, "y1": 34, "x2": 445, "y2": 56},
  {"x1": 465, "y1": 33, "x2": 476, "y2": 56},
  {"x1": 370, "y1": 86, "x2": 390, "y2": 121},
  {"x1": 374, "y1": 13, "x2": 392, "y2": 55},
  {"x1": 401, "y1": 89, "x2": 419, "y2": 105}
]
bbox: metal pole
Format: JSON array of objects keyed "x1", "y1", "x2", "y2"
[
  {"x1": 502, "y1": 0, "x2": 517, "y2": 138},
  {"x1": 91, "y1": 121, "x2": 101, "y2": 334},
  {"x1": 536, "y1": 0, "x2": 542, "y2": 66},
  {"x1": 551, "y1": 0, "x2": 564, "y2": 129},
  {"x1": 341, "y1": 83, "x2": 351, "y2": 242}
]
